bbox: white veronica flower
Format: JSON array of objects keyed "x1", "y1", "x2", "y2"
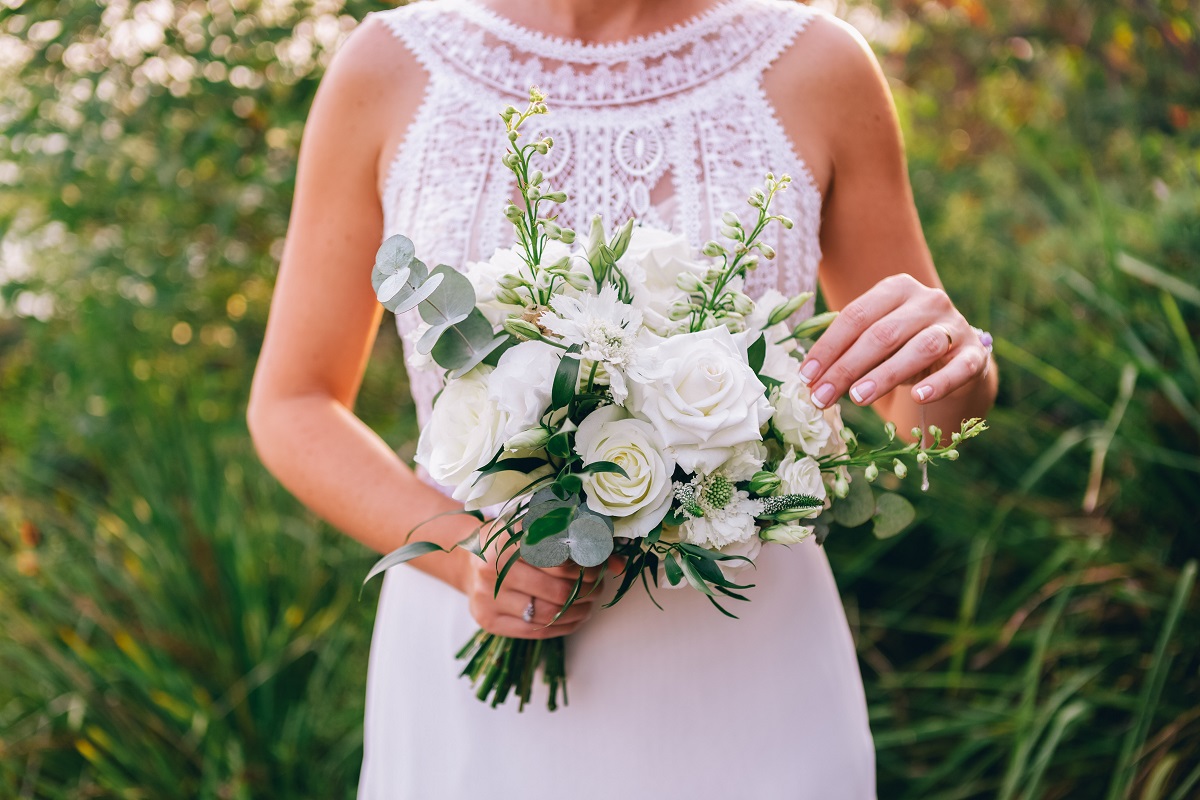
[{"x1": 539, "y1": 283, "x2": 644, "y2": 403}]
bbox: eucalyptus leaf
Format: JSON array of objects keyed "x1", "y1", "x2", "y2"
[
  {"x1": 430, "y1": 308, "x2": 499, "y2": 369},
  {"x1": 418, "y1": 264, "x2": 477, "y2": 329},
  {"x1": 832, "y1": 471, "x2": 875, "y2": 528},
  {"x1": 446, "y1": 332, "x2": 509, "y2": 379},
  {"x1": 526, "y1": 505, "x2": 575, "y2": 545},
  {"x1": 872, "y1": 492, "x2": 916, "y2": 539},
  {"x1": 562, "y1": 512, "x2": 614, "y2": 567},
  {"x1": 391, "y1": 271, "x2": 444, "y2": 315}
]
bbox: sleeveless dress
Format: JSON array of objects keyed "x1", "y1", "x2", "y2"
[{"x1": 358, "y1": 1, "x2": 877, "y2": 796}]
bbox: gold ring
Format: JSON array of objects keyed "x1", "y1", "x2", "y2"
[{"x1": 932, "y1": 323, "x2": 954, "y2": 348}]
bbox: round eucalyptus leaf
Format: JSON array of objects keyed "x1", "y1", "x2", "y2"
[
  {"x1": 371, "y1": 235, "x2": 415, "y2": 284},
  {"x1": 374, "y1": 266, "x2": 411, "y2": 304},
  {"x1": 520, "y1": 533, "x2": 570, "y2": 568},
  {"x1": 418, "y1": 265, "x2": 478, "y2": 328},
  {"x1": 446, "y1": 333, "x2": 509, "y2": 380},
  {"x1": 564, "y1": 513, "x2": 615, "y2": 567},
  {"x1": 832, "y1": 471, "x2": 875, "y2": 528},
  {"x1": 432, "y1": 309, "x2": 500, "y2": 370},
  {"x1": 872, "y1": 492, "x2": 916, "y2": 539},
  {"x1": 391, "y1": 270, "x2": 444, "y2": 314}
]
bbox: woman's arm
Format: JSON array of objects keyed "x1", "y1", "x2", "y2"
[
  {"x1": 766, "y1": 13, "x2": 998, "y2": 444},
  {"x1": 247, "y1": 17, "x2": 478, "y2": 588},
  {"x1": 246, "y1": 18, "x2": 600, "y2": 638}
]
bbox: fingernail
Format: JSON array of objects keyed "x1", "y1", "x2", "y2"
[
  {"x1": 799, "y1": 360, "x2": 820, "y2": 384},
  {"x1": 915, "y1": 384, "x2": 932, "y2": 402},
  {"x1": 849, "y1": 380, "x2": 875, "y2": 405},
  {"x1": 812, "y1": 383, "x2": 835, "y2": 408}
]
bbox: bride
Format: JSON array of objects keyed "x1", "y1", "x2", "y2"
[{"x1": 248, "y1": 0, "x2": 998, "y2": 796}]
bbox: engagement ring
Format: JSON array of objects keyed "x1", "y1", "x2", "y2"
[{"x1": 522, "y1": 597, "x2": 536, "y2": 623}]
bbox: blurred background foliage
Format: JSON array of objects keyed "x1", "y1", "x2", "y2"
[{"x1": 0, "y1": 0, "x2": 1196, "y2": 797}]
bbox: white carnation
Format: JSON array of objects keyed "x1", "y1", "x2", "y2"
[{"x1": 718, "y1": 439, "x2": 768, "y2": 482}]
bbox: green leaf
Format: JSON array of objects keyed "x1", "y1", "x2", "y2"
[
  {"x1": 551, "y1": 347, "x2": 581, "y2": 409},
  {"x1": 832, "y1": 471, "x2": 875, "y2": 528},
  {"x1": 563, "y1": 511, "x2": 614, "y2": 567},
  {"x1": 446, "y1": 332, "x2": 509, "y2": 379},
  {"x1": 581, "y1": 460, "x2": 629, "y2": 479},
  {"x1": 364, "y1": 541, "x2": 445, "y2": 585},
  {"x1": 747, "y1": 333, "x2": 766, "y2": 374},
  {"x1": 525, "y1": 505, "x2": 575, "y2": 545},
  {"x1": 475, "y1": 456, "x2": 550, "y2": 477},
  {"x1": 557, "y1": 473, "x2": 583, "y2": 496},
  {"x1": 546, "y1": 431, "x2": 572, "y2": 459},
  {"x1": 431, "y1": 308, "x2": 499, "y2": 370},
  {"x1": 664, "y1": 552, "x2": 683, "y2": 586},
  {"x1": 872, "y1": 492, "x2": 916, "y2": 539},
  {"x1": 418, "y1": 264, "x2": 477, "y2": 328}
]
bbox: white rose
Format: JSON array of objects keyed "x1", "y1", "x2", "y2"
[
  {"x1": 771, "y1": 379, "x2": 833, "y2": 458},
  {"x1": 760, "y1": 340, "x2": 799, "y2": 383},
  {"x1": 574, "y1": 404, "x2": 675, "y2": 538},
  {"x1": 415, "y1": 365, "x2": 550, "y2": 511},
  {"x1": 627, "y1": 326, "x2": 773, "y2": 473},
  {"x1": 488, "y1": 340, "x2": 560, "y2": 438},
  {"x1": 619, "y1": 227, "x2": 708, "y2": 335},
  {"x1": 718, "y1": 439, "x2": 768, "y2": 482},
  {"x1": 776, "y1": 447, "x2": 827, "y2": 504}
]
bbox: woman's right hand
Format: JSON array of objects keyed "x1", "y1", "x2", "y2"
[{"x1": 462, "y1": 545, "x2": 609, "y2": 639}]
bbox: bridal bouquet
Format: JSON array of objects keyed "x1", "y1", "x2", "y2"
[{"x1": 365, "y1": 88, "x2": 987, "y2": 711}]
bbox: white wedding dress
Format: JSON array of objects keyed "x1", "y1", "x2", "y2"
[{"x1": 357, "y1": 0, "x2": 876, "y2": 796}]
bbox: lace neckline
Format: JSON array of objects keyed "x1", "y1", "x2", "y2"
[{"x1": 443, "y1": 0, "x2": 752, "y2": 64}]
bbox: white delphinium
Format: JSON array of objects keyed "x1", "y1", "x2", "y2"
[
  {"x1": 538, "y1": 283, "x2": 644, "y2": 404},
  {"x1": 675, "y1": 472, "x2": 765, "y2": 550}
]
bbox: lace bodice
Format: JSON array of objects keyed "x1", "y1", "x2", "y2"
[{"x1": 367, "y1": 0, "x2": 823, "y2": 423}]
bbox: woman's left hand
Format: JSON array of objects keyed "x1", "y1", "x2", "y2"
[{"x1": 797, "y1": 273, "x2": 990, "y2": 409}]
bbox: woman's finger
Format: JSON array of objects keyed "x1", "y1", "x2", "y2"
[
  {"x1": 797, "y1": 274, "x2": 912, "y2": 388},
  {"x1": 805, "y1": 309, "x2": 939, "y2": 409},
  {"x1": 503, "y1": 561, "x2": 597, "y2": 606},
  {"x1": 844, "y1": 321, "x2": 963, "y2": 406},
  {"x1": 497, "y1": 586, "x2": 594, "y2": 627},
  {"x1": 909, "y1": 345, "x2": 990, "y2": 405}
]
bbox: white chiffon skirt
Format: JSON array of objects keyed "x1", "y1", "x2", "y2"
[{"x1": 357, "y1": 518, "x2": 877, "y2": 799}]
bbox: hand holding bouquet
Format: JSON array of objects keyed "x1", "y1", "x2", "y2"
[{"x1": 365, "y1": 88, "x2": 988, "y2": 711}]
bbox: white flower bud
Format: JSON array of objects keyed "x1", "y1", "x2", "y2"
[
  {"x1": 529, "y1": 170, "x2": 543, "y2": 185},
  {"x1": 883, "y1": 421, "x2": 897, "y2": 441},
  {"x1": 760, "y1": 523, "x2": 814, "y2": 545},
  {"x1": 778, "y1": 216, "x2": 794, "y2": 229},
  {"x1": 558, "y1": 228, "x2": 576, "y2": 244},
  {"x1": 757, "y1": 243, "x2": 776, "y2": 260},
  {"x1": 563, "y1": 271, "x2": 592, "y2": 291},
  {"x1": 702, "y1": 240, "x2": 725, "y2": 257},
  {"x1": 495, "y1": 287, "x2": 524, "y2": 306},
  {"x1": 721, "y1": 211, "x2": 741, "y2": 228},
  {"x1": 505, "y1": 427, "x2": 552, "y2": 452},
  {"x1": 732, "y1": 292, "x2": 754, "y2": 316},
  {"x1": 943, "y1": 449, "x2": 960, "y2": 461},
  {"x1": 720, "y1": 224, "x2": 742, "y2": 240},
  {"x1": 526, "y1": 185, "x2": 541, "y2": 201},
  {"x1": 766, "y1": 294, "x2": 810, "y2": 327},
  {"x1": 832, "y1": 476, "x2": 850, "y2": 499},
  {"x1": 497, "y1": 273, "x2": 525, "y2": 290},
  {"x1": 543, "y1": 191, "x2": 568, "y2": 203},
  {"x1": 893, "y1": 459, "x2": 907, "y2": 479},
  {"x1": 503, "y1": 318, "x2": 543, "y2": 340},
  {"x1": 916, "y1": 451, "x2": 929, "y2": 464},
  {"x1": 864, "y1": 462, "x2": 879, "y2": 482},
  {"x1": 675, "y1": 272, "x2": 704, "y2": 293},
  {"x1": 504, "y1": 203, "x2": 523, "y2": 221},
  {"x1": 668, "y1": 300, "x2": 693, "y2": 320}
]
